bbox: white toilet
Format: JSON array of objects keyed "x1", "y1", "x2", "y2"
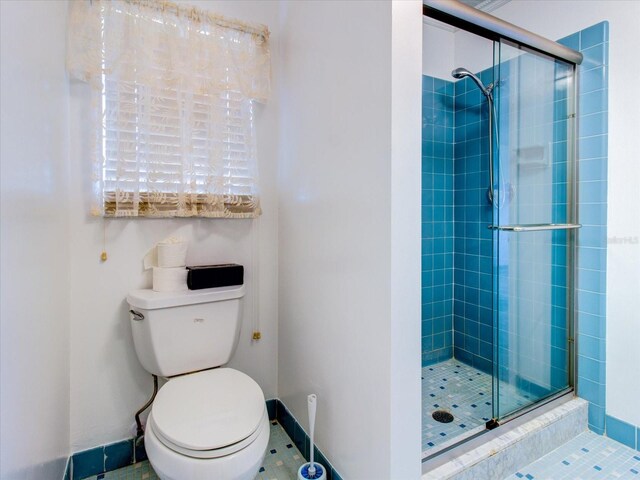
[{"x1": 127, "y1": 285, "x2": 269, "y2": 480}]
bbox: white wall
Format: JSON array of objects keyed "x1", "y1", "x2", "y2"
[
  {"x1": 68, "y1": 0, "x2": 281, "y2": 452},
  {"x1": 487, "y1": 0, "x2": 640, "y2": 427},
  {"x1": 423, "y1": 20, "x2": 455, "y2": 78},
  {"x1": 0, "y1": 1, "x2": 71, "y2": 478},
  {"x1": 422, "y1": 20, "x2": 494, "y2": 91},
  {"x1": 453, "y1": 28, "x2": 495, "y2": 75},
  {"x1": 277, "y1": 1, "x2": 422, "y2": 477},
  {"x1": 391, "y1": 3, "x2": 423, "y2": 476}
]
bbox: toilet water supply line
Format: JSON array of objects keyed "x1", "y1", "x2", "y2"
[{"x1": 135, "y1": 374, "x2": 158, "y2": 446}]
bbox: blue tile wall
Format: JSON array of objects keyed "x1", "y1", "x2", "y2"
[
  {"x1": 452, "y1": 56, "x2": 573, "y2": 393},
  {"x1": 104, "y1": 439, "x2": 134, "y2": 472},
  {"x1": 559, "y1": 21, "x2": 640, "y2": 448},
  {"x1": 605, "y1": 414, "x2": 637, "y2": 450},
  {"x1": 68, "y1": 438, "x2": 137, "y2": 480},
  {"x1": 422, "y1": 75, "x2": 455, "y2": 366},
  {"x1": 424, "y1": 59, "x2": 574, "y2": 386},
  {"x1": 452, "y1": 68, "x2": 494, "y2": 375},
  {"x1": 558, "y1": 21, "x2": 610, "y2": 436},
  {"x1": 266, "y1": 398, "x2": 277, "y2": 420}
]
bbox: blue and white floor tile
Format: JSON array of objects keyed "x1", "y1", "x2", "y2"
[
  {"x1": 422, "y1": 359, "x2": 529, "y2": 454},
  {"x1": 256, "y1": 421, "x2": 305, "y2": 480},
  {"x1": 422, "y1": 359, "x2": 493, "y2": 453},
  {"x1": 81, "y1": 421, "x2": 305, "y2": 480},
  {"x1": 506, "y1": 431, "x2": 640, "y2": 479}
]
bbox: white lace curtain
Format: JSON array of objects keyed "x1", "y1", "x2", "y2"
[{"x1": 66, "y1": 0, "x2": 270, "y2": 218}]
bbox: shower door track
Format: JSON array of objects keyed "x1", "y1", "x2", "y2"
[{"x1": 422, "y1": 1, "x2": 583, "y2": 65}]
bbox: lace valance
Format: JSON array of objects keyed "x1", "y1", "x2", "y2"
[{"x1": 67, "y1": 0, "x2": 271, "y2": 102}]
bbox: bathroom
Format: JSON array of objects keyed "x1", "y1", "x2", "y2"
[{"x1": 0, "y1": 0, "x2": 638, "y2": 479}]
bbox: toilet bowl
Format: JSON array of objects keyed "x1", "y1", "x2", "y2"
[{"x1": 143, "y1": 368, "x2": 269, "y2": 480}]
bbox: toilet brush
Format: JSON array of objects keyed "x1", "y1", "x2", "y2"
[{"x1": 297, "y1": 394, "x2": 326, "y2": 480}]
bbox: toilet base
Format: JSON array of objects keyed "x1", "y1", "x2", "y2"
[{"x1": 145, "y1": 408, "x2": 270, "y2": 480}]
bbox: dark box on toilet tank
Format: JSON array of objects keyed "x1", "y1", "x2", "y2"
[{"x1": 186, "y1": 264, "x2": 244, "y2": 290}]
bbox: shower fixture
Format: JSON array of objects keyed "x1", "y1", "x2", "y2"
[
  {"x1": 452, "y1": 67, "x2": 497, "y2": 204},
  {"x1": 451, "y1": 67, "x2": 494, "y2": 99}
]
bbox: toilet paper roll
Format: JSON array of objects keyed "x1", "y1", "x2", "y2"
[
  {"x1": 152, "y1": 267, "x2": 188, "y2": 292},
  {"x1": 157, "y1": 240, "x2": 188, "y2": 268},
  {"x1": 144, "y1": 236, "x2": 188, "y2": 269}
]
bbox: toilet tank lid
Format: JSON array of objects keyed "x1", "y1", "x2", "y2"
[{"x1": 127, "y1": 285, "x2": 245, "y2": 310}]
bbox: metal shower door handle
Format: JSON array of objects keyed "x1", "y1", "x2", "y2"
[{"x1": 488, "y1": 223, "x2": 582, "y2": 232}]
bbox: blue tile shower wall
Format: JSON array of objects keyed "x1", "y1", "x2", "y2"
[
  {"x1": 569, "y1": 22, "x2": 638, "y2": 448},
  {"x1": 452, "y1": 69, "x2": 494, "y2": 374},
  {"x1": 422, "y1": 76, "x2": 455, "y2": 366},
  {"x1": 558, "y1": 22, "x2": 610, "y2": 437},
  {"x1": 452, "y1": 56, "x2": 573, "y2": 391}
]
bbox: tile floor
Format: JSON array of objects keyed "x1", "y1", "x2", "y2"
[
  {"x1": 81, "y1": 421, "x2": 305, "y2": 480},
  {"x1": 506, "y1": 431, "x2": 640, "y2": 479},
  {"x1": 422, "y1": 358, "x2": 530, "y2": 455}
]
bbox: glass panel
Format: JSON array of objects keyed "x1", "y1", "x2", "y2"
[
  {"x1": 421, "y1": 22, "x2": 498, "y2": 458},
  {"x1": 493, "y1": 40, "x2": 576, "y2": 420}
]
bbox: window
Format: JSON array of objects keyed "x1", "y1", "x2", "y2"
[{"x1": 67, "y1": 0, "x2": 270, "y2": 218}]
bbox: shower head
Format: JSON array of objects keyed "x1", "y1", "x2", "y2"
[
  {"x1": 451, "y1": 67, "x2": 493, "y2": 99},
  {"x1": 451, "y1": 67, "x2": 473, "y2": 79}
]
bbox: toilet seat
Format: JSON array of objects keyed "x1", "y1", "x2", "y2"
[
  {"x1": 150, "y1": 368, "x2": 266, "y2": 458},
  {"x1": 149, "y1": 408, "x2": 268, "y2": 459},
  {"x1": 144, "y1": 407, "x2": 270, "y2": 480}
]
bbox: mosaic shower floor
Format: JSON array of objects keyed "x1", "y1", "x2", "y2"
[
  {"x1": 422, "y1": 358, "x2": 531, "y2": 455},
  {"x1": 81, "y1": 421, "x2": 305, "y2": 480},
  {"x1": 506, "y1": 430, "x2": 640, "y2": 479}
]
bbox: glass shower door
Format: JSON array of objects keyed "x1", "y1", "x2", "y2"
[{"x1": 492, "y1": 40, "x2": 577, "y2": 421}]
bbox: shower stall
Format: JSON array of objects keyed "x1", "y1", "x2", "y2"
[{"x1": 421, "y1": 1, "x2": 581, "y2": 459}]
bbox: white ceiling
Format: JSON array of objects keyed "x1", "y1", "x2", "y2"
[{"x1": 458, "y1": 0, "x2": 511, "y2": 13}]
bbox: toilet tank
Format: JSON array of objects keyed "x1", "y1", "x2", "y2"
[{"x1": 127, "y1": 285, "x2": 245, "y2": 377}]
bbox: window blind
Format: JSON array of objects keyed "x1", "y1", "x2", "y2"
[{"x1": 66, "y1": 0, "x2": 270, "y2": 218}]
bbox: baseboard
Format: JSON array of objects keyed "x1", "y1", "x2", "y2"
[
  {"x1": 63, "y1": 398, "x2": 343, "y2": 480},
  {"x1": 271, "y1": 398, "x2": 343, "y2": 480},
  {"x1": 62, "y1": 435, "x2": 148, "y2": 480}
]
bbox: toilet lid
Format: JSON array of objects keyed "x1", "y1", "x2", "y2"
[{"x1": 151, "y1": 368, "x2": 265, "y2": 451}]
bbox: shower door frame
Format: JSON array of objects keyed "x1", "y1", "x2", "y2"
[
  {"x1": 490, "y1": 38, "x2": 579, "y2": 425},
  {"x1": 421, "y1": 2, "x2": 581, "y2": 464}
]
